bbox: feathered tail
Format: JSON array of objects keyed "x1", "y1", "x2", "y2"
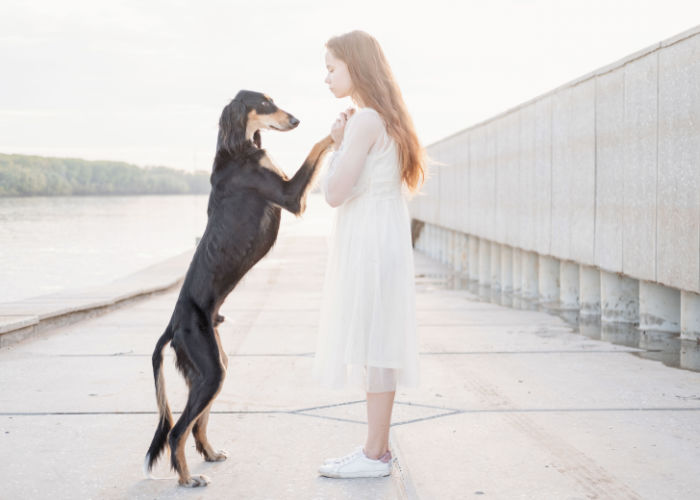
[{"x1": 144, "y1": 325, "x2": 175, "y2": 477}]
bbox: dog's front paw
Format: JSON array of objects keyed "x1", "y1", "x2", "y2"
[
  {"x1": 205, "y1": 449, "x2": 228, "y2": 462},
  {"x1": 314, "y1": 135, "x2": 334, "y2": 155},
  {"x1": 179, "y1": 474, "x2": 211, "y2": 488}
]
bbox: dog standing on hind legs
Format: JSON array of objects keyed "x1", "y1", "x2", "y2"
[{"x1": 144, "y1": 90, "x2": 334, "y2": 487}]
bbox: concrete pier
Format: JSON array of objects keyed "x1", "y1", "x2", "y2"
[
  {"x1": 601, "y1": 271, "x2": 640, "y2": 324},
  {"x1": 560, "y1": 261, "x2": 580, "y2": 310},
  {"x1": 538, "y1": 255, "x2": 560, "y2": 304},
  {"x1": 478, "y1": 239, "x2": 491, "y2": 287},
  {"x1": 468, "y1": 236, "x2": 479, "y2": 281},
  {"x1": 681, "y1": 291, "x2": 700, "y2": 341},
  {"x1": 512, "y1": 248, "x2": 522, "y2": 294},
  {"x1": 490, "y1": 243, "x2": 501, "y2": 290},
  {"x1": 500, "y1": 245, "x2": 513, "y2": 293},
  {"x1": 3, "y1": 195, "x2": 700, "y2": 499},
  {"x1": 639, "y1": 281, "x2": 681, "y2": 332},
  {"x1": 580, "y1": 265, "x2": 602, "y2": 316},
  {"x1": 456, "y1": 233, "x2": 466, "y2": 273},
  {"x1": 521, "y1": 251, "x2": 539, "y2": 300}
]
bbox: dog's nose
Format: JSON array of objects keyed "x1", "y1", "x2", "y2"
[{"x1": 289, "y1": 116, "x2": 300, "y2": 127}]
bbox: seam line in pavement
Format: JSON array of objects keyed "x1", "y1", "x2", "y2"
[
  {"x1": 4, "y1": 407, "x2": 700, "y2": 418},
  {"x1": 47, "y1": 349, "x2": 645, "y2": 358}
]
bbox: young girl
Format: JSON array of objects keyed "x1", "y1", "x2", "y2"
[{"x1": 313, "y1": 30, "x2": 425, "y2": 479}]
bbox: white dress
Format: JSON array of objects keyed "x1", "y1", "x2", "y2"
[{"x1": 313, "y1": 107, "x2": 420, "y2": 393}]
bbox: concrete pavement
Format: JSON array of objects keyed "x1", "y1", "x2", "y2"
[{"x1": 2, "y1": 193, "x2": 700, "y2": 499}]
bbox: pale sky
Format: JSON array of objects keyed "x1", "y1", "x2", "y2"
[{"x1": 1, "y1": 0, "x2": 699, "y2": 174}]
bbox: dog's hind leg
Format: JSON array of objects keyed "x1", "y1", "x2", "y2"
[
  {"x1": 169, "y1": 329, "x2": 226, "y2": 487},
  {"x1": 193, "y1": 326, "x2": 228, "y2": 462},
  {"x1": 192, "y1": 405, "x2": 228, "y2": 462}
]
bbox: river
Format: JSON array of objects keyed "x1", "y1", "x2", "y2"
[{"x1": 0, "y1": 194, "x2": 209, "y2": 303}]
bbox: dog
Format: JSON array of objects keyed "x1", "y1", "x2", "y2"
[{"x1": 144, "y1": 90, "x2": 334, "y2": 487}]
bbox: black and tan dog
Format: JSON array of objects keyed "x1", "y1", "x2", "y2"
[{"x1": 144, "y1": 90, "x2": 333, "y2": 487}]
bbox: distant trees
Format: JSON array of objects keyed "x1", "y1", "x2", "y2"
[{"x1": 0, "y1": 153, "x2": 211, "y2": 196}]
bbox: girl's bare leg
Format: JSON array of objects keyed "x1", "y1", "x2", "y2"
[{"x1": 364, "y1": 391, "x2": 395, "y2": 459}]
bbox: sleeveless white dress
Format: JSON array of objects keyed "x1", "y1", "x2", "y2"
[{"x1": 313, "y1": 107, "x2": 419, "y2": 393}]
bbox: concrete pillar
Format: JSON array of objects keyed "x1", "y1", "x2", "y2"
[
  {"x1": 500, "y1": 245, "x2": 513, "y2": 293},
  {"x1": 415, "y1": 223, "x2": 424, "y2": 252},
  {"x1": 521, "y1": 251, "x2": 539, "y2": 300},
  {"x1": 447, "y1": 229, "x2": 457, "y2": 269},
  {"x1": 639, "y1": 281, "x2": 680, "y2": 332},
  {"x1": 442, "y1": 227, "x2": 449, "y2": 264},
  {"x1": 468, "y1": 236, "x2": 479, "y2": 281},
  {"x1": 580, "y1": 265, "x2": 601, "y2": 316},
  {"x1": 538, "y1": 255, "x2": 560, "y2": 303},
  {"x1": 478, "y1": 239, "x2": 491, "y2": 286},
  {"x1": 425, "y1": 224, "x2": 432, "y2": 257},
  {"x1": 459, "y1": 234, "x2": 469, "y2": 274},
  {"x1": 560, "y1": 261, "x2": 580, "y2": 310},
  {"x1": 490, "y1": 243, "x2": 501, "y2": 290},
  {"x1": 452, "y1": 231, "x2": 460, "y2": 270},
  {"x1": 681, "y1": 291, "x2": 700, "y2": 341},
  {"x1": 455, "y1": 233, "x2": 467, "y2": 274},
  {"x1": 680, "y1": 340, "x2": 700, "y2": 371},
  {"x1": 601, "y1": 271, "x2": 639, "y2": 324},
  {"x1": 512, "y1": 248, "x2": 522, "y2": 294}
]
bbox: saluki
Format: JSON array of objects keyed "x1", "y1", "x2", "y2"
[{"x1": 144, "y1": 90, "x2": 333, "y2": 487}]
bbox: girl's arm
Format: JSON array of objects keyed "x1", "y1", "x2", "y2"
[{"x1": 323, "y1": 111, "x2": 383, "y2": 207}]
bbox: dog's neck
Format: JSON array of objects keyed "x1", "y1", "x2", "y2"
[{"x1": 245, "y1": 124, "x2": 262, "y2": 149}]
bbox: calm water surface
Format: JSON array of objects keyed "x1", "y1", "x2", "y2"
[{"x1": 0, "y1": 194, "x2": 209, "y2": 303}]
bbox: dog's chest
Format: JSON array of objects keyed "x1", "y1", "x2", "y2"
[{"x1": 260, "y1": 151, "x2": 287, "y2": 178}]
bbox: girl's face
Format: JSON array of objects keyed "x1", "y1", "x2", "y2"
[{"x1": 324, "y1": 50, "x2": 354, "y2": 99}]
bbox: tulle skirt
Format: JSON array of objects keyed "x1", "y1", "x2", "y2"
[{"x1": 312, "y1": 191, "x2": 420, "y2": 393}]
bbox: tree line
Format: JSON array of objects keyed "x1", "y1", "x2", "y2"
[{"x1": 0, "y1": 153, "x2": 211, "y2": 196}]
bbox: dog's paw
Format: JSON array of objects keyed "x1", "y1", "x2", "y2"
[
  {"x1": 205, "y1": 449, "x2": 228, "y2": 462},
  {"x1": 180, "y1": 474, "x2": 211, "y2": 488},
  {"x1": 315, "y1": 135, "x2": 334, "y2": 153}
]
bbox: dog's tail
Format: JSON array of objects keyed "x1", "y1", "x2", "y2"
[{"x1": 144, "y1": 325, "x2": 175, "y2": 478}]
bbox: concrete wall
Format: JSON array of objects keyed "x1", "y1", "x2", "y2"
[{"x1": 410, "y1": 25, "x2": 700, "y2": 296}]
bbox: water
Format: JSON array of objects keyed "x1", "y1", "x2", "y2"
[{"x1": 0, "y1": 194, "x2": 209, "y2": 303}]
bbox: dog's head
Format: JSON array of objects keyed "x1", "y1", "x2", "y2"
[{"x1": 217, "y1": 90, "x2": 300, "y2": 155}]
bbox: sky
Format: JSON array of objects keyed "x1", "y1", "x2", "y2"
[{"x1": 1, "y1": 0, "x2": 699, "y2": 175}]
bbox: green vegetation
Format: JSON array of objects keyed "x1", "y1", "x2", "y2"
[{"x1": 0, "y1": 153, "x2": 211, "y2": 196}]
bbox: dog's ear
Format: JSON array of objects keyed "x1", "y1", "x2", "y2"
[
  {"x1": 217, "y1": 99, "x2": 248, "y2": 155},
  {"x1": 253, "y1": 130, "x2": 261, "y2": 149}
]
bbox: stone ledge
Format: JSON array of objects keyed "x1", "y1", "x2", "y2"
[{"x1": 0, "y1": 249, "x2": 194, "y2": 346}]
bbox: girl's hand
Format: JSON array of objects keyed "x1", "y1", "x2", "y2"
[{"x1": 330, "y1": 108, "x2": 356, "y2": 148}]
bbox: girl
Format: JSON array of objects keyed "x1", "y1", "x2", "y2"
[{"x1": 314, "y1": 30, "x2": 426, "y2": 479}]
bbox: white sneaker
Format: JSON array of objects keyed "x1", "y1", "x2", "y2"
[
  {"x1": 323, "y1": 446, "x2": 363, "y2": 465},
  {"x1": 318, "y1": 448, "x2": 393, "y2": 478}
]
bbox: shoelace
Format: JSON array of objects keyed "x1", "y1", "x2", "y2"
[{"x1": 337, "y1": 449, "x2": 363, "y2": 464}]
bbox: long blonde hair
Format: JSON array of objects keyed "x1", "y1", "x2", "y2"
[{"x1": 326, "y1": 30, "x2": 426, "y2": 193}]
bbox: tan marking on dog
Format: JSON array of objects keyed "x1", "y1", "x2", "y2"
[{"x1": 260, "y1": 153, "x2": 288, "y2": 179}]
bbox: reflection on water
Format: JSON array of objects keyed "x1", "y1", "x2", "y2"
[{"x1": 420, "y1": 271, "x2": 700, "y2": 373}]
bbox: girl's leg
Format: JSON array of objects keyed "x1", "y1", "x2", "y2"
[{"x1": 364, "y1": 390, "x2": 395, "y2": 459}]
